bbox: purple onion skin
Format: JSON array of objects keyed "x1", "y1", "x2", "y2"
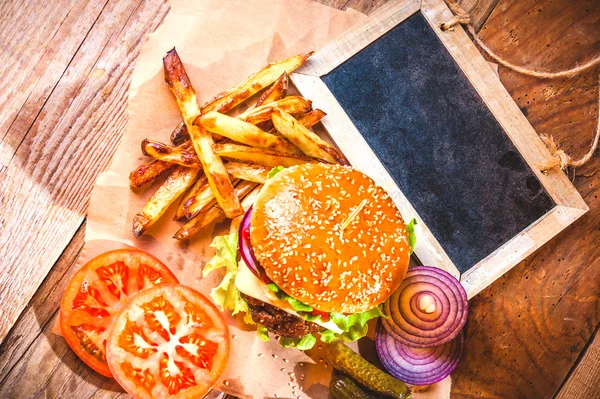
[
  {"x1": 238, "y1": 207, "x2": 271, "y2": 283},
  {"x1": 375, "y1": 321, "x2": 464, "y2": 386},
  {"x1": 382, "y1": 266, "x2": 468, "y2": 348}
]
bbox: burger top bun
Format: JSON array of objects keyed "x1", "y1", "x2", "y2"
[{"x1": 250, "y1": 163, "x2": 411, "y2": 314}]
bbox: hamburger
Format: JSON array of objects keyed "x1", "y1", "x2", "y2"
[{"x1": 205, "y1": 163, "x2": 413, "y2": 349}]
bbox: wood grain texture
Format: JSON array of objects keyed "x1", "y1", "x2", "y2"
[
  {"x1": 455, "y1": 0, "x2": 500, "y2": 31},
  {"x1": 556, "y1": 328, "x2": 600, "y2": 399},
  {"x1": 315, "y1": 0, "x2": 498, "y2": 26},
  {"x1": 1, "y1": 0, "x2": 599, "y2": 398},
  {"x1": 0, "y1": 221, "x2": 127, "y2": 399},
  {"x1": 0, "y1": 221, "x2": 84, "y2": 381},
  {"x1": 0, "y1": 0, "x2": 103, "y2": 166},
  {"x1": 451, "y1": 0, "x2": 600, "y2": 397},
  {"x1": 0, "y1": 0, "x2": 170, "y2": 345}
]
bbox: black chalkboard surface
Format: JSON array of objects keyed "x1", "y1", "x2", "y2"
[{"x1": 321, "y1": 12, "x2": 555, "y2": 273}]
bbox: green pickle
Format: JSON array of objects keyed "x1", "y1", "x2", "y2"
[
  {"x1": 330, "y1": 372, "x2": 381, "y2": 399},
  {"x1": 326, "y1": 342, "x2": 412, "y2": 399}
]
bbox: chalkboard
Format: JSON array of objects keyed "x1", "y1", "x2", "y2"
[
  {"x1": 291, "y1": 0, "x2": 587, "y2": 297},
  {"x1": 320, "y1": 12, "x2": 554, "y2": 273}
]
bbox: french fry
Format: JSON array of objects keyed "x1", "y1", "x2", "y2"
[
  {"x1": 196, "y1": 111, "x2": 300, "y2": 154},
  {"x1": 133, "y1": 166, "x2": 200, "y2": 237},
  {"x1": 174, "y1": 174, "x2": 208, "y2": 220},
  {"x1": 164, "y1": 48, "x2": 243, "y2": 218},
  {"x1": 142, "y1": 139, "x2": 200, "y2": 168},
  {"x1": 129, "y1": 159, "x2": 177, "y2": 190},
  {"x1": 137, "y1": 99, "x2": 317, "y2": 181},
  {"x1": 229, "y1": 185, "x2": 263, "y2": 234},
  {"x1": 202, "y1": 52, "x2": 313, "y2": 114},
  {"x1": 297, "y1": 109, "x2": 327, "y2": 129},
  {"x1": 140, "y1": 140, "x2": 271, "y2": 184},
  {"x1": 166, "y1": 56, "x2": 306, "y2": 145},
  {"x1": 237, "y1": 96, "x2": 312, "y2": 125},
  {"x1": 168, "y1": 94, "x2": 307, "y2": 145},
  {"x1": 175, "y1": 180, "x2": 259, "y2": 240},
  {"x1": 184, "y1": 178, "x2": 240, "y2": 220},
  {"x1": 133, "y1": 108, "x2": 326, "y2": 190},
  {"x1": 255, "y1": 72, "x2": 288, "y2": 107},
  {"x1": 183, "y1": 162, "x2": 267, "y2": 219},
  {"x1": 271, "y1": 108, "x2": 348, "y2": 165},
  {"x1": 174, "y1": 207, "x2": 226, "y2": 241},
  {"x1": 170, "y1": 120, "x2": 188, "y2": 144},
  {"x1": 213, "y1": 143, "x2": 315, "y2": 167},
  {"x1": 225, "y1": 161, "x2": 270, "y2": 184}
]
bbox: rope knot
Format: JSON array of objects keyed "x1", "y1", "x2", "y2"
[
  {"x1": 440, "y1": 1, "x2": 472, "y2": 31},
  {"x1": 539, "y1": 135, "x2": 571, "y2": 172}
]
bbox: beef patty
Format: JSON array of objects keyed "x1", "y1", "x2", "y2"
[{"x1": 241, "y1": 293, "x2": 323, "y2": 338}]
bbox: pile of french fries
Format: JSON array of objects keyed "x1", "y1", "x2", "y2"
[{"x1": 129, "y1": 49, "x2": 348, "y2": 241}]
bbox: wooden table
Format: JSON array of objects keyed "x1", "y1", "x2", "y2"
[{"x1": 0, "y1": 0, "x2": 598, "y2": 398}]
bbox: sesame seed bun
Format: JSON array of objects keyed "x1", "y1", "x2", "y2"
[{"x1": 250, "y1": 163, "x2": 411, "y2": 314}]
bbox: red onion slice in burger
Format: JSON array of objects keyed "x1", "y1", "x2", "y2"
[
  {"x1": 375, "y1": 321, "x2": 464, "y2": 386},
  {"x1": 238, "y1": 206, "x2": 271, "y2": 283},
  {"x1": 382, "y1": 266, "x2": 468, "y2": 348}
]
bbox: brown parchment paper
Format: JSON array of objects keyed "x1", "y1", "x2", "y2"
[{"x1": 78, "y1": 0, "x2": 451, "y2": 397}]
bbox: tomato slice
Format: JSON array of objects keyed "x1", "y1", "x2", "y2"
[
  {"x1": 60, "y1": 249, "x2": 179, "y2": 377},
  {"x1": 106, "y1": 284, "x2": 229, "y2": 399}
]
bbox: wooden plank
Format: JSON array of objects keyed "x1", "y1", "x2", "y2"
[
  {"x1": 455, "y1": 0, "x2": 500, "y2": 31},
  {"x1": 0, "y1": 221, "x2": 84, "y2": 381},
  {"x1": 0, "y1": 0, "x2": 86, "y2": 166},
  {"x1": 0, "y1": 0, "x2": 170, "y2": 345},
  {"x1": 450, "y1": 0, "x2": 600, "y2": 397},
  {"x1": 556, "y1": 328, "x2": 600, "y2": 399},
  {"x1": 314, "y1": 0, "x2": 498, "y2": 26}
]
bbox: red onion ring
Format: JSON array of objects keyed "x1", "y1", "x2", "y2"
[
  {"x1": 375, "y1": 321, "x2": 463, "y2": 386},
  {"x1": 382, "y1": 266, "x2": 467, "y2": 348},
  {"x1": 238, "y1": 207, "x2": 271, "y2": 283}
]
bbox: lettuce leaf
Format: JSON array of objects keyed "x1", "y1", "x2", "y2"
[
  {"x1": 204, "y1": 232, "x2": 254, "y2": 325},
  {"x1": 319, "y1": 329, "x2": 337, "y2": 343},
  {"x1": 203, "y1": 233, "x2": 238, "y2": 278},
  {"x1": 279, "y1": 333, "x2": 317, "y2": 350},
  {"x1": 257, "y1": 324, "x2": 270, "y2": 341},
  {"x1": 406, "y1": 218, "x2": 417, "y2": 254},
  {"x1": 267, "y1": 283, "x2": 385, "y2": 344},
  {"x1": 268, "y1": 166, "x2": 285, "y2": 179},
  {"x1": 267, "y1": 283, "x2": 313, "y2": 312},
  {"x1": 322, "y1": 306, "x2": 386, "y2": 342}
]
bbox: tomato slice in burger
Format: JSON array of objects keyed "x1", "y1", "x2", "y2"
[
  {"x1": 60, "y1": 249, "x2": 179, "y2": 377},
  {"x1": 106, "y1": 284, "x2": 229, "y2": 399}
]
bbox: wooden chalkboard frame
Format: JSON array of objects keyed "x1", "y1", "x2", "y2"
[{"x1": 290, "y1": 0, "x2": 588, "y2": 299}]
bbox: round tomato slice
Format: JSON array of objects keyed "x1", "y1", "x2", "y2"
[
  {"x1": 106, "y1": 284, "x2": 229, "y2": 399},
  {"x1": 60, "y1": 249, "x2": 179, "y2": 377}
]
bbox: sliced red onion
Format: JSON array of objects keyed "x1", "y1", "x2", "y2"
[
  {"x1": 238, "y1": 207, "x2": 271, "y2": 283},
  {"x1": 382, "y1": 266, "x2": 467, "y2": 348},
  {"x1": 375, "y1": 321, "x2": 463, "y2": 386}
]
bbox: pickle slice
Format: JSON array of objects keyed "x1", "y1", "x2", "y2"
[
  {"x1": 330, "y1": 372, "x2": 382, "y2": 399},
  {"x1": 325, "y1": 342, "x2": 412, "y2": 399}
]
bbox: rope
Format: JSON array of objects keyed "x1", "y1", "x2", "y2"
[{"x1": 440, "y1": 0, "x2": 600, "y2": 171}]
